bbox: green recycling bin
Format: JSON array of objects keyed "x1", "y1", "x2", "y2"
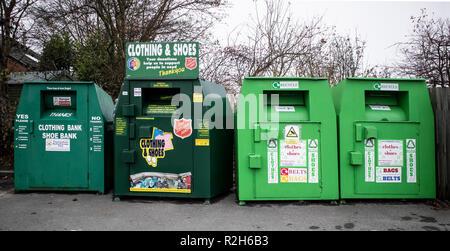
[
  {"x1": 113, "y1": 42, "x2": 233, "y2": 201},
  {"x1": 235, "y1": 77, "x2": 339, "y2": 204},
  {"x1": 332, "y1": 78, "x2": 436, "y2": 199},
  {"x1": 14, "y1": 81, "x2": 115, "y2": 193}
]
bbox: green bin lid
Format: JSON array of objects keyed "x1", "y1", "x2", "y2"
[{"x1": 23, "y1": 81, "x2": 95, "y2": 85}]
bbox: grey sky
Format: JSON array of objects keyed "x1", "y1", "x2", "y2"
[{"x1": 213, "y1": 0, "x2": 450, "y2": 67}]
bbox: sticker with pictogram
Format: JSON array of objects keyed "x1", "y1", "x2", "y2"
[
  {"x1": 267, "y1": 138, "x2": 278, "y2": 184},
  {"x1": 365, "y1": 139, "x2": 375, "y2": 182},
  {"x1": 308, "y1": 139, "x2": 319, "y2": 183},
  {"x1": 280, "y1": 168, "x2": 307, "y2": 183},
  {"x1": 284, "y1": 125, "x2": 300, "y2": 144},
  {"x1": 406, "y1": 139, "x2": 417, "y2": 183}
]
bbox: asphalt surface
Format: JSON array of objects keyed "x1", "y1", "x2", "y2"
[{"x1": 0, "y1": 177, "x2": 449, "y2": 231}]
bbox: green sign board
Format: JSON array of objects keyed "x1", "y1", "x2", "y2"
[{"x1": 126, "y1": 42, "x2": 199, "y2": 79}]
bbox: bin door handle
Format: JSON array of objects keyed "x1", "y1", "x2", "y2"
[
  {"x1": 254, "y1": 124, "x2": 261, "y2": 142},
  {"x1": 356, "y1": 124, "x2": 378, "y2": 141},
  {"x1": 28, "y1": 120, "x2": 34, "y2": 134},
  {"x1": 249, "y1": 154, "x2": 261, "y2": 169},
  {"x1": 129, "y1": 123, "x2": 136, "y2": 139},
  {"x1": 355, "y1": 124, "x2": 362, "y2": 142},
  {"x1": 364, "y1": 126, "x2": 377, "y2": 139},
  {"x1": 122, "y1": 104, "x2": 135, "y2": 117},
  {"x1": 122, "y1": 150, "x2": 135, "y2": 164},
  {"x1": 349, "y1": 151, "x2": 363, "y2": 166}
]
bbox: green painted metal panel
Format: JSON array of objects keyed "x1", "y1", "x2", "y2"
[
  {"x1": 14, "y1": 81, "x2": 115, "y2": 193},
  {"x1": 235, "y1": 77, "x2": 339, "y2": 202},
  {"x1": 332, "y1": 78, "x2": 436, "y2": 199}
]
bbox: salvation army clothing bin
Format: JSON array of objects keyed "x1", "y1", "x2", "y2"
[
  {"x1": 14, "y1": 81, "x2": 115, "y2": 193},
  {"x1": 332, "y1": 78, "x2": 436, "y2": 199},
  {"x1": 113, "y1": 42, "x2": 233, "y2": 201},
  {"x1": 235, "y1": 77, "x2": 339, "y2": 204}
]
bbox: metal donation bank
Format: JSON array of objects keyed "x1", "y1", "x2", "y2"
[
  {"x1": 113, "y1": 42, "x2": 233, "y2": 202},
  {"x1": 332, "y1": 78, "x2": 436, "y2": 199},
  {"x1": 14, "y1": 81, "x2": 115, "y2": 193},
  {"x1": 235, "y1": 77, "x2": 339, "y2": 204}
]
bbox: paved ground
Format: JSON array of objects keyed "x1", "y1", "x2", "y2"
[{"x1": 0, "y1": 176, "x2": 449, "y2": 231}]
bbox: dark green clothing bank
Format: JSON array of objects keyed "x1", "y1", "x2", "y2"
[
  {"x1": 113, "y1": 42, "x2": 233, "y2": 201},
  {"x1": 332, "y1": 78, "x2": 436, "y2": 199},
  {"x1": 14, "y1": 81, "x2": 115, "y2": 193}
]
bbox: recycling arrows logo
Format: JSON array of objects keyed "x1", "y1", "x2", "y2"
[
  {"x1": 309, "y1": 139, "x2": 318, "y2": 148},
  {"x1": 407, "y1": 139, "x2": 416, "y2": 149},
  {"x1": 365, "y1": 139, "x2": 375, "y2": 147},
  {"x1": 268, "y1": 139, "x2": 277, "y2": 148}
]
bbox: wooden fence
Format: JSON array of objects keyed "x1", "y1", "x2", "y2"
[{"x1": 429, "y1": 87, "x2": 450, "y2": 200}]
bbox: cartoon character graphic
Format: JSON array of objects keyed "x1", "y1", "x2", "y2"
[{"x1": 140, "y1": 127, "x2": 174, "y2": 167}]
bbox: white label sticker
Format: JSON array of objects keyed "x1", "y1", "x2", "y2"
[
  {"x1": 308, "y1": 139, "x2": 319, "y2": 183},
  {"x1": 267, "y1": 139, "x2": 278, "y2": 184},
  {"x1": 134, "y1": 88, "x2": 142, "y2": 97},
  {"x1": 280, "y1": 81, "x2": 299, "y2": 89},
  {"x1": 45, "y1": 139, "x2": 70, "y2": 152},
  {"x1": 365, "y1": 139, "x2": 375, "y2": 182},
  {"x1": 275, "y1": 106, "x2": 296, "y2": 112},
  {"x1": 374, "y1": 83, "x2": 399, "y2": 91},
  {"x1": 369, "y1": 105, "x2": 391, "y2": 111},
  {"x1": 376, "y1": 166, "x2": 402, "y2": 183},
  {"x1": 280, "y1": 140, "x2": 307, "y2": 167},
  {"x1": 53, "y1": 97, "x2": 71, "y2": 106},
  {"x1": 273, "y1": 81, "x2": 299, "y2": 89},
  {"x1": 280, "y1": 168, "x2": 307, "y2": 183},
  {"x1": 378, "y1": 140, "x2": 403, "y2": 166},
  {"x1": 122, "y1": 91, "x2": 129, "y2": 96},
  {"x1": 406, "y1": 139, "x2": 417, "y2": 183}
]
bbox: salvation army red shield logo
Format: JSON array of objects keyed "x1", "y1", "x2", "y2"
[
  {"x1": 174, "y1": 119, "x2": 193, "y2": 139},
  {"x1": 185, "y1": 57, "x2": 197, "y2": 71}
]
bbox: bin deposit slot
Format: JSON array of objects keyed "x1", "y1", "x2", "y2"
[
  {"x1": 41, "y1": 90, "x2": 77, "y2": 118},
  {"x1": 364, "y1": 91, "x2": 408, "y2": 121},
  {"x1": 142, "y1": 88, "x2": 181, "y2": 115},
  {"x1": 263, "y1": 91, "x2": 309, "y2": 121}
]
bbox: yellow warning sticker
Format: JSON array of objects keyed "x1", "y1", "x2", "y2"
[
  {"x1": 193, "y1": 93, "x2": 203, "y2": 103},
  {"x1": 196, "y1": 139, "x2": 210, "y2": 146},
  {"x1": 287, "y1": 127, "x2": 298, "y2": 137},
  {"x1": 285, "y1": 125, "x2": 300, "y2": 145}
]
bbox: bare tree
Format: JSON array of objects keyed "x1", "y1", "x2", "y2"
[
  {"x1": 0, "y1": 1, "x2": 36, "y2": 167},
  {"x1": 30, "y1": 0, "x2": 228, "y2": 97},
  {"x1": 297, "y1": 31, "x2": 373, "y2": 86},
  {"x1": 0, "y1": 0, "x2": 36, "y2": 93},
  {"x1": 200, "y1": 0, "x2": 326, "y2": 94},
  {"x1": 201, "y1": 0, "x2": 377, "y2": 93},
  {"x1": 396, "y1": 9, "x2": 450, "y2": 87}
]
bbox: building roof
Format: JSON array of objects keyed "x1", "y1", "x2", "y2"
[
  {"x1": 2, "y1": 38, "x2": 41, "y2": 71},
  {"x1": 7, "y1": 71, "x2": 73, "y2": 85}
]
